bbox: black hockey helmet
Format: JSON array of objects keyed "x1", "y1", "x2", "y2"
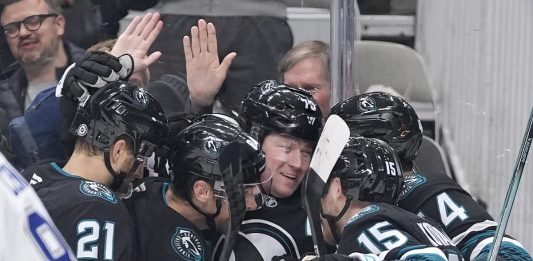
[
  {"x1": 238, "y1": 80, "x2": 323, "y2": 144},
  {"x1": 169, "y1": 114, "x2": 266, "y2": 197},
  {"x1": 70, "y1": 80, "x2": 168, "y2": 157},
  {"x1": 330, "y1": 92, "x2": 423, "y2": 169},
  {"x1": 329, "y1": 136, "x2": 404, "y2": 205}
]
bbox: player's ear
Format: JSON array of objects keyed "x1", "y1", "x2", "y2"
[
  {"x1": 110, "y1": 139, "x2": 128, "y2": 165},
  {"x1": 192, "y1": 180, "x2": 211, "y2": 203},
  {"x1": 332, "y1": 177, "x2": 343, "y2": 199}
]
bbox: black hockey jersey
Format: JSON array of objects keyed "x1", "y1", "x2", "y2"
[
  {"x1": 336, "y1": 203, "x2": 462, "y2": 260},
  {"x1": 22, "y1": 162, "x2": 135, "y2": 261},
  {"x1": 124, "y1": 177, "x2": 213, "y2": 261},
  {"x1": 216, "y1": 191, "x2": 315, "y2": 260},
  {"x1": 399, "y1": 171, "x2": 532, "y2": 260}
]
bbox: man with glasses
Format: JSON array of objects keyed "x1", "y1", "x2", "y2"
[{"x1": 0, "y1": 0, "x2": 84, "y2": 166}]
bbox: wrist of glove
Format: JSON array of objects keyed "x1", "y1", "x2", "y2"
[{"x1": 56, "y1": 51, "x2": 134, "y2": 103}]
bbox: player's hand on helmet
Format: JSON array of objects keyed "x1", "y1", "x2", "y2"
[{"x1": 55, "y1": 51, "x2": 133, "y2": 103}]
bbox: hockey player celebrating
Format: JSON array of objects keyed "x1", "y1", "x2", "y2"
[
  {"x1": 22, "y1": 80, "x2": 169, "y2": 260},
  {"x1": 310, "y1": 136, "x2": 462, "y2": 260},
  {"x1": 215, "y1": 80, "x2": 324, "y2": 260},
  {"x1": 125, "y1": 113, "x2": 268, "y2": 261},
  {"x1": 331, "y1": 91, "x2": 532, "y2": 261}
]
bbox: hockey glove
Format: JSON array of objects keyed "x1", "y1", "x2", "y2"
[{"x1": 56, "y1": 51, "x2": 134, "y2": 104}]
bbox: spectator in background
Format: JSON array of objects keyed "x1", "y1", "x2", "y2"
[
  {"x1": 0, "y1": 0, "x2": 84, "y2": 167},
  {"x1": 60, "y1": 0, "x2": 158, "y2": 49},
  {"x1": 278, "y1": 40, "x2": 331, "y2": 117},
  {"x1": 148, "y1": 0, "x2": 293, "y2": 116}
]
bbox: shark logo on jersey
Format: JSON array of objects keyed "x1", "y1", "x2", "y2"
[
  {"x1": 346, "y1": 205, "x2": 380, "y2": 226},
  {"x1": 214, "y1": 219, "x2": 301, "y2": 261},
  {"x1": 171, "y1": 227, "x2": 204, "y2": 261},
  {"x1": 201, "y1": 136, "x2": 222, "y2": 157},
  {"x1": 79, "y1": 181, "x2": 117, "y2": 203},
  {"x1": 399, "y1": 174, "x2": 427, "y2": 199},
  {"x1": 357, "y1": 96, "x2": 377, "y2": 113}
]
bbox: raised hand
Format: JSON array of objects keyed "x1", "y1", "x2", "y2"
[
  {"x1": 111, "y1": 12, "x2": 163, "y2": 74},
  {"x1": 183, "y1": 19, "x2": 236, "y2": 107}
]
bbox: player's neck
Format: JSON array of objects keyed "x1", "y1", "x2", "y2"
[
  {"x1": 336, "y1": 200, "x2": 371, "y2": 230},
  {"x1": 166, "y1": 189, "x2": 209, "y2": 230},
  {"x1": 63, "y1": 151, "x2": 113, "y2": 186}
]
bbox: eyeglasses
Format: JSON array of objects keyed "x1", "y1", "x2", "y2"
[{"x1": 2, "y1": 13, "x2": 58, "y2": 38}]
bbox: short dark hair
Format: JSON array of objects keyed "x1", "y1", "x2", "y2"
[
  {"x1": 73, "y1": 135, "x2": 133, "y2": 157},
  {"x1": 1, "y1": 0, "x2": 62, "y2": 15}
]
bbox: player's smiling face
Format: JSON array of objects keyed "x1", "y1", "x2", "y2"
[{"x1": 259, "y1": 133, "x2": 313, "y2": 198}]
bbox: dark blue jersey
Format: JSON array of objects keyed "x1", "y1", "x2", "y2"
[
  {"x1": 124, "y1": 177, "x2": 213, "y2": 261},
  {"x1": 337, "y1": 203, "x2": 462, "y2": 260},
  {"x1": 22, "y1": 162, "x2": 135, "y2": 261},
  {"x1": 399, "y1": 171, "x2": 532, "y2": 260}
]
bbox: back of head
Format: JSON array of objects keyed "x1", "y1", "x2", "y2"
[
  {"x1": 330, "y1": 136, "x2": 403, "y2": 205},
  {"x1": 71, "y1": 80, "x2": 168, "y2": 157},
  {"x1": 238, "y1": 80, "x2": 324, "y2": 144},
  {"x1": 170, "y1": 114, "x2": 265, "y2": 196},
  {"x1": 330, "y1": 91, "x2": 423, "y2": 170}
]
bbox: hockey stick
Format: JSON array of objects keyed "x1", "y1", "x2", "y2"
[
  {"x1": 302, "y1": 115, "x2": 350, "y2": 256},
  {"x1": 218, "y1": 141, "x2": 247, "y2": 261},
  {"x1": 488, "y1": 106, "x2": 533, "y2": 261}
]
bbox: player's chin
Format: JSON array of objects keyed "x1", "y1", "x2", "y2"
[{"x1": 273, "y1": 184, "x2": 299, "y2": 198}]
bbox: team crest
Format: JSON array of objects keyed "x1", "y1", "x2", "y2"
[
  {"x1": 201, "y1": 136, "x2": 222, "y2": 157},
  {"x1": 263, "y1": 195, "x2": 278, "y2": 208},
  {"x1": 133, "y1": 88, "x2": 150, "y2": 108},
  {"x1": 399, "y1": 174, "x2": 427, "y2": 199},
  {"x1": 357, "y1": 96, "x2": 377, "y2": 113},
  {"x1": 260, "y1": 80, "x2": 277, "y2": 93},
  {"x1": 79, "y1": 181, "x2": 117, "y2": 203},
  {"x1": 171, "y1": 228, "x2": 204, "y2": 261},
  {"x1": 346, "y1": 205, "x2": 380, "y2": 226}
]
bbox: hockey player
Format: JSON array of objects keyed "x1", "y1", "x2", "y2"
[
  {"x1": 331, "y1": 91, "x2": 533, "y2": 261},
  {"x1": 217, "y1": 80, "x2": 324, "y2": 260},
  {"x1": 0, "y1": 152, "x2": 76, "y2": 261},
  {"x1": 311, "y1": 136, "x2": 462, "y2": 260},
  {"x1": 125, "y1": 113, "x2": 267, "y2": 261},
  {"x1": 22, "y1": 80, "x2": 169, "y2": 260}
]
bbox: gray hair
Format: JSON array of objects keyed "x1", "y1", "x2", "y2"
[{"x1": 278, "y1": 40, "x2": 330, "y2": 82}]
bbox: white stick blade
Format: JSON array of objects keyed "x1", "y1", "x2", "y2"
[{"x1": 310, "y1": 114, "x2": 350, "y2": 183}]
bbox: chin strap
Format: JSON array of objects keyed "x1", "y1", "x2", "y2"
[
  {"x1": 104, "y1": 150, "x2": 143, "y2": 192},
  {"x1": 321, "y1": 195, "x2": 352, "y2": 244},
  {"x1": 186, "y1": 192, "x2": 223, "y2": 232}
]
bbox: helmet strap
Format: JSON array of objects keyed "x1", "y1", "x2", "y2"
[
  {"x1": 104, "y1": 150, "x2": 143, "y2": 193},
  {"x1": 186, "y1": 191, "x2": 222, "y2": 231},
  {"x1": 321, "y1": 195, "x2": 352, "y2": 244}
]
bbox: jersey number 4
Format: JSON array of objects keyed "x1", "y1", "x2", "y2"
[
  {"x1": 77, "y1": 220, "x2": 115, "y2": 260},
  {"x1": 436, "y1": 192, "x2": 468, "y2": 227}
]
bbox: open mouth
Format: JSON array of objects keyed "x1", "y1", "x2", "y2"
[{"x1": 281, "y1": 172, "x2": 297, "y2": 180}]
